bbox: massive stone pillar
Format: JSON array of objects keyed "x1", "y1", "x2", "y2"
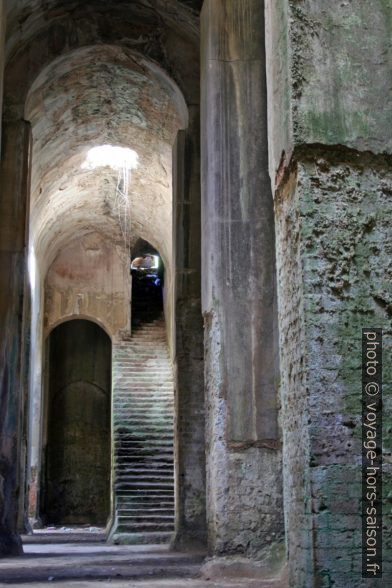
[
  {"x1": 265, "y1": 1, "x2": 392, "y2": 585},
  {"x1": 172, "y1": 108, "x2": 207, "y2": 549},
  {"x1": 0, "y1": 120, "x2": 31, "y2": 555},
  {"x1": 201, "y1": 0, "x2": 284, "y2": 567}
]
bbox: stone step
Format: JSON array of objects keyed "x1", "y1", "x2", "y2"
[
  {"x1": 113, "y1": 417, "x2": 173, "y2": 425},
  {"x1": 114, "y1": 436, "x2": 173, "y2": 443},
  {"x1": 115, "y1": 456, "x2": 173, "y2": 465},
  {"x1": 114, "y1": 376, "x2": 173, "y2": 382},
  {"x1": 115, "y1": 469, "x2": 174, "y2": 478},
  {"x1": 115, "y1": 447, "x2": 173, "y2": 454},
  {"x1": 114, "y1": 416, "x2": 173, "y2": 422},
  {"x1": 114, "y1": 386, "x2": 173, "y2": 391},
  {"x1": 114, "y1": 447, "x2": 173, "y2": 454},
  {"x1": 118, "y1": 506, "x2": 174, "y2": 520},
  {"x1": 117, "y1": 511, "x2": 174, "y2": 525},
  {"x1": 115, "y1": 369, "x2": 173, "y2": 374},
  {"x1": 115, "y1": 454, "x2": 174, "y2": 472},
  {"x1": 114, "y1": 438, "x2": 173, "y2": 445},
  {"x1": 115, "y1": 453, "x2": 173, "y2": 461},
  {"x1": 116, "y1": 466, "x2": 174, "y2": 483},
  {"x1": 114, "y1": 394, "x2": 173, "y2": 399},
  {"x1": 114, "y1": 354, "x2": 170, "y2": 359},
  {"x1": 113, "y1": 426, "x2": 173, "y2": 433},
  {"x1": 114, "y1": 380, "x2": 173, "y2": 385},
  {"x1": 115, "y1": 460, "x2": 173, "y2": 467},
  {"x1": 116, "y1": 496, "x2": 175, "y2": 504},
  {"x1": 114, "y1": 407, "x2": 173, "y2": 412},
  {"x1": 114, "y1": 370, "x2": 171, "y2": 375},
  {"x1": 114, "y1": 362, "x2": 172, "y2": 367},
  {"x1": 114, "y1": 401, "x2": 173, "y2": 406},
  {"x1": 115, "y1": 401, "x2": 173, "y2": 406},
  {"x1": 114, "y1": 424, "x2": 173, "y2": 432},
  {"x1": 113, "y1": 408, "x2": 173, "y2": 414},
  {"x1": 116, "y1": 465, "x2": 173, "y2": 472},
  {"x1": 113, "y1": 400, "x2": 173, "y2": 407},
  {"x1": 115, "y1": 485, "x2": 174, "y2": 493},
  {"x1": 115, "y1": 484, "x2": 174, "y2": 492},
  {"x1": 115, "y1": 467, "x2": 173, "y2": 475},
  {"x1": 114, "y1": 350, "x2": 170, "y2": 355},
  {"x1": 115, "y1": 460, "x2": 173, "y2": 468},
  {"x1": 116, "y1": 522, "x2": 174, "y2": 532}
]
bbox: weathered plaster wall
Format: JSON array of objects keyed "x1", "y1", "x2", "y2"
[
  {"x1": 43, "y1": 320, "x2": 111, "y2": 525},
  {"x1": 45, "y1": 232, "x2": 131, "y2": 340}
]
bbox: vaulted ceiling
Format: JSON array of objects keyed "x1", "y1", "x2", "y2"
[{"x1": 4, "y1": 0, "x2": 199, "y2": 275}]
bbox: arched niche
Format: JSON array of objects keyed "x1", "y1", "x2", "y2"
[{"x1": 42, "y1": 319, "x2": 111, "y2": 526}]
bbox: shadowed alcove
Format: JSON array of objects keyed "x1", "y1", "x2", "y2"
[{"x1": 42, "y1": 320, "x2": 111, "y2": 526}]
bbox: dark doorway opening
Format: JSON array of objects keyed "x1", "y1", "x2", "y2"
[
  {"x1": 42, "y1": 320, "x2": 111, "y2": 526},
  {"x1": 131, "y1": 239, "x2": 164, "y2": 328}
]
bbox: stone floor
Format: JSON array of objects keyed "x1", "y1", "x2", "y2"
[{"x1": 0, "y1": 531, "x2": 286, "y2": 587}]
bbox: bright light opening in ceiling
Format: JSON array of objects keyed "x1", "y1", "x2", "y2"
[{"x1": 81, "y1": 145, "x2": 139, "y2": 171}]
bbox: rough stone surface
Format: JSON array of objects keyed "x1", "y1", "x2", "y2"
[{"x1": 275, "y1": 147, "x2": 392, "y2": 586}]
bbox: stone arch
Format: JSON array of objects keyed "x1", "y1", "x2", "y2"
[{"x1": 47, "y1": 314, "x2": 113, "y2": 342}]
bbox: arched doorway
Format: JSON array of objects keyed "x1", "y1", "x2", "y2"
[{"x1": 42, "y1": 320, "x2": 111, "y2": 526}]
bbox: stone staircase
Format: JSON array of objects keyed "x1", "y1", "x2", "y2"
[{"x1": 110, "y1": 313, "x2": 175, "y2": 544}]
